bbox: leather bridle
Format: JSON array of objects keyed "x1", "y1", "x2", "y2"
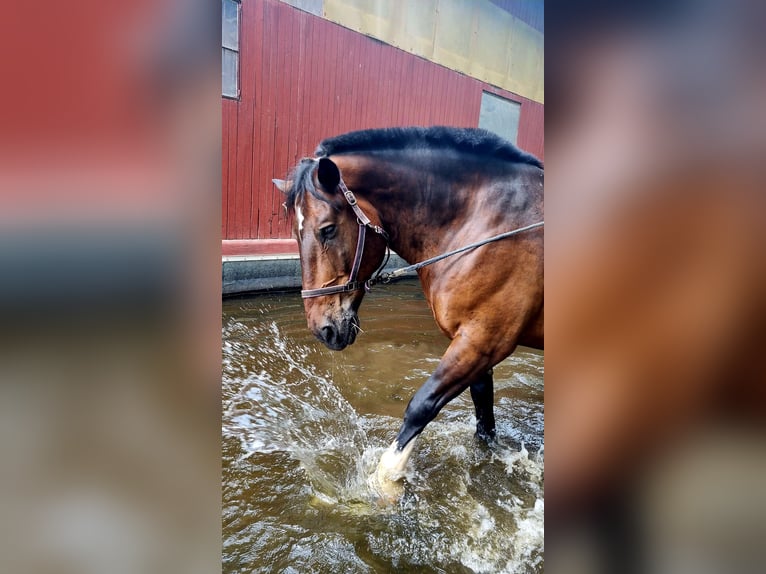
[{"x1": 300, "y1": 176, "x2": 389, "y2": 299}]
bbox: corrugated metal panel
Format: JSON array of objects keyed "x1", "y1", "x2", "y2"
[
  {"x1": 518, "y1": 97, "x2": 544, "y2": 162},
  {"x1": 224, "y1": 0, "x2": 542, "y2": 240},
  {"x1": 322, "y1": 0, "x2": 544, "y2": 104}
]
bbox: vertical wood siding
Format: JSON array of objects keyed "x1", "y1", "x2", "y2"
[{"x1": 222, "y1": 0, "x2": 544, "y2": 240}]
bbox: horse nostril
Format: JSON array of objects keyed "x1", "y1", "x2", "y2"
[{"x1": 321, "y1": 324, "x2": 337, "y2": 344}]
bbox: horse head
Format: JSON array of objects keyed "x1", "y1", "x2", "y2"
[{"x1": 274, "y1": 157, "x2": 388, "y2": 350}]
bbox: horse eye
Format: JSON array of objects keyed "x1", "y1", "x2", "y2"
[{"x1": 319, "y1": 224, "x2": 337, "y2": 240}]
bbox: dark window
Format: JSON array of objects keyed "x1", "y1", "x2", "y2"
[
  {"x1": 478, "y1": 91, "x2": 521, "y2": 144},
  {"x1": 222, "y1": 0, "x2": 240, "y2": 98}
]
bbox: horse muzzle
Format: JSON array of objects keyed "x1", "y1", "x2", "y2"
[{"x1": 313, "y1": 313, "x2": 359, "y2": 350}]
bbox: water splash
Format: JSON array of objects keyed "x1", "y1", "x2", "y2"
[
  {"x1": 224, "y1": 320, "x2": 374, "y2": 503},
  {"x1": 222, "y1": 293, "x2": 544, "y2": 573}
]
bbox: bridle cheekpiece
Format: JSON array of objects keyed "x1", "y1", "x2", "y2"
[{"x1": 300, "y1": 172, "x2": 389, "y2": 299}]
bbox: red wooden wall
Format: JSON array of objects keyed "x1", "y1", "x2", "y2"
[{"x1": 222, "y1": 0, "x2": 544, "y2": 241}]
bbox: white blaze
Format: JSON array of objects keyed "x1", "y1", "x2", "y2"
[{"x1": 296, "y1": 205, "x2": 305, "y2": 235}]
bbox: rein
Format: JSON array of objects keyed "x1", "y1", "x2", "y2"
[
  {"x1": 300, "y1": 176, "x2": 544, "y2": 299},
  {"x1": 368, "y1": 220, "x2": 544, "y2": 288}
]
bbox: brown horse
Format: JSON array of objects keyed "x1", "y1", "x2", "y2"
[{"x1": 273, "y1": 126, "x2": 544, "y2": 491}]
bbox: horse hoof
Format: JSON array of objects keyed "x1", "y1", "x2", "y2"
[
  {"x1": 369, "y1": 440, "x2": 416, "y2": 503},
  {"x1": 475, "y1": 429, "x2": 497, "y2": 445},
  {"x1": 367, "y1": 471, "x2": 404, "y2": 504}
]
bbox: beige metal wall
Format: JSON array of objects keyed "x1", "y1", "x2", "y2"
[{"x1": 321, "y1": 0, "x2": 543, "y2": 103}]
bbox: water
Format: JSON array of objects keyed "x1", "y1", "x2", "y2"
[{"x1": 222, "y1": 281, "x2": 544, "y2": 573}]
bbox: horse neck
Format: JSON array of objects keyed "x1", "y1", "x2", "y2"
[{"x1": 338, "y1": 155, "x2": 470, "y2": 265}]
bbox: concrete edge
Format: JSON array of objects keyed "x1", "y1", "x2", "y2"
[{"x1": 222, "y1": 253, "x2": 416, "y2": 296}]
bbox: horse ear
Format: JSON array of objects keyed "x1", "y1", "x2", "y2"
[
  {"x1": 316, "y1": 157, "x2": 341, "y2": 192},
  {"x1": 272, "y1": 179, "x2": 289, "y2": 193}
]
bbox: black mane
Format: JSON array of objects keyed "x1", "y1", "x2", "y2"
[
  {"x1": 285, "y1": 126, "x2": 542, "y2": 211},
  {"x1": 315, "y1": 126, "x2": 543, "y2": 169}
]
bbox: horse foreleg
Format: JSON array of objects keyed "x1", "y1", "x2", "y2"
[
  {"x1": 375, "y1": 336, "x2": 490, "y2": 488},
  {"x1": 470, "y1": 369, "x2": 496, "y2": 442}
]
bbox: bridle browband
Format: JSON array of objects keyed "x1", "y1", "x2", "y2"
[
  {"x1": 300, "y1": 175, "x2": 390, "y2": 299},
  {"x1": 299, "y1": 168, "x2": 544, "y2": 299}
]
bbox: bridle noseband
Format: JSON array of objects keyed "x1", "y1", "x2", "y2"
[{"x1": 300, "y1": 176, "x2": 390, "y2": 299}]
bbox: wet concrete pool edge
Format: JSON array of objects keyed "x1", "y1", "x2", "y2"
[{"x1": 223, "y1": 252, "x2": 415, "y2": 296}]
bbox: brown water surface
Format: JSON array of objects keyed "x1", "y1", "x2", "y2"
[{"x1": 223, "y1": 281, "x2": 543, "y2": 573}]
